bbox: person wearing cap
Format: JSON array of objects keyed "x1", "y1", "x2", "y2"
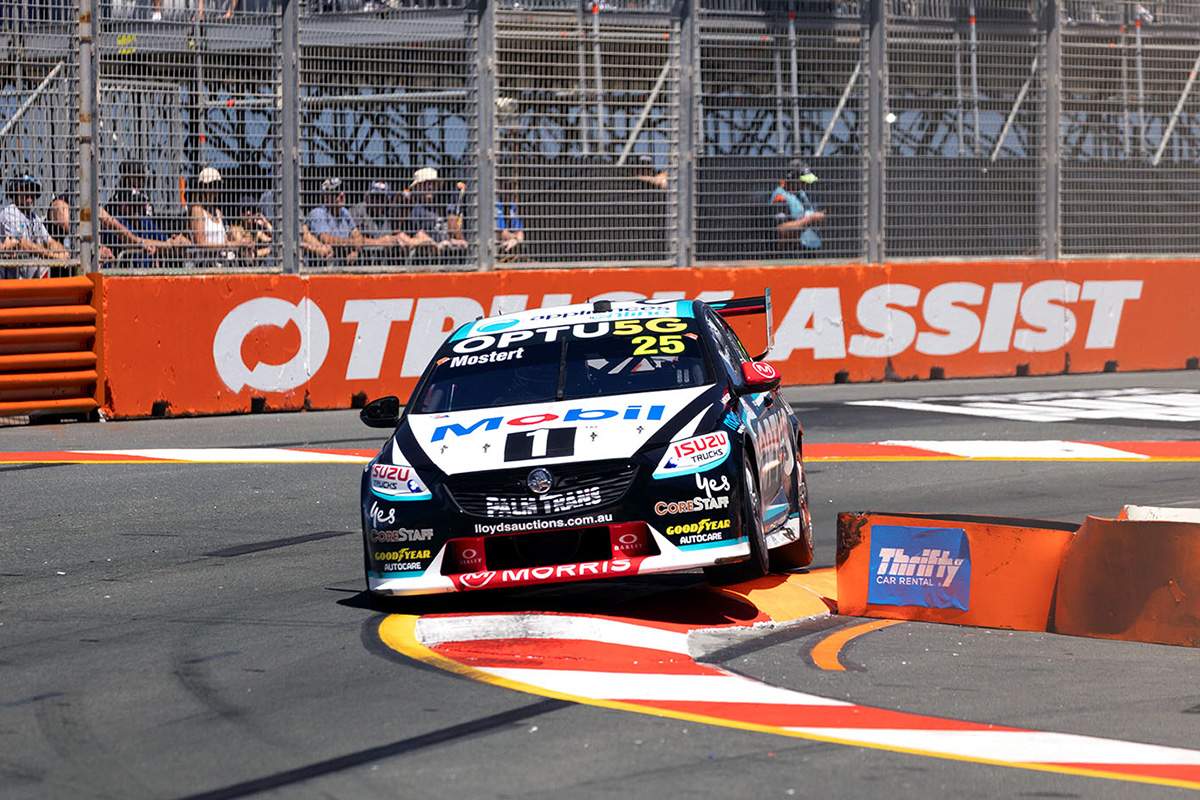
[
  {"x1": 349, "y1": 180, "x2": 411, "y2": 265},
  {"x1": 102, "y1": 186, "x2": 189, "y2": 270},
  {"x1": 189, "y1": 167, "x2": 243, "y2": 267},
  {"x1": 404, "y1": 167, "x2": 467, "y2": 254},
  {"x1": 0, "y1": 174, "x2": 66, "y2": 279},
  {"x1": 98, "y1": 161, "x2": 175, "y2": 263},
  {"x1": 771, "y1": 159, "x2": 826, "y2": 249},
  {"x1": 307, "y1": 177, "x2": 362, "y2": 266}
]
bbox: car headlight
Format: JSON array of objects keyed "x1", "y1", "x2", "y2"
[{"x1": 652, "y1": 430, "x2": 731, "y2": 479}]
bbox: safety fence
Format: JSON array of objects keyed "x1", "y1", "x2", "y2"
[{"x1": 4, "y1": 0, "x2": 1200, "y2": 275}]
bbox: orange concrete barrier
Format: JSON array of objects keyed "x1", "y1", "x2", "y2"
[
  {"x1": 836, "y1": 511, "x2": 1077, "y2": 631},
  {"x1": 0, "y1": 275, "x2": 104, "y2": 418},
  {"x1": 1052, "y1": 515, "x2": 1200, "y2": 647},
  {"x1": 99, "y1": 259, "x2": 1200, "y2": 418}
]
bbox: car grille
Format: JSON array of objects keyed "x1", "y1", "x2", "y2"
[{"x1": 444, "y1": 459, "x2": 638, "y2": 519}]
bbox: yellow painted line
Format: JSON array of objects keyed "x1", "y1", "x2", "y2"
[
  {"x1": 810, "y1": 618, "x2": 903, "y2": 671},
  {"x1": 376, "y1": 614, "x2": 1200, "y2": 792}
]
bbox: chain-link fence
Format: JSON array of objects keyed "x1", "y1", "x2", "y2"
[{"x1": 7, "y1": 0, "x2": 1200, "y2": 277}]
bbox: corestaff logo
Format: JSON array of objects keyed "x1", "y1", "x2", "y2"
[{"x1": 867, "y1": 525, "x2": 971, "y2": 610}]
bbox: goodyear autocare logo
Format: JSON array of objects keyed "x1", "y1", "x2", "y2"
[{"x1": 867, "y1": 525, "x2": 970, "y2": 610}]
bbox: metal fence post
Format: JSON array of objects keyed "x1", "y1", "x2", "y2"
[
  {"x1": 678, "y1": 1, "x2": 694, "y2": 269},
  {"x1": 865, "y1": 0, "x2": 885, "y2": 264},
  {"x1": 78, "y1": 0, "x2": 99, "y2": 276},
  {"x1": 281, "y1": 0, "x2": 300, "y2": 274},
  {"x1": 478, "y1": 1, "x2": 496, "y2": 271},
  {"x1": 1043, "y1": 0, "x2": 1060, "y2": 260}
]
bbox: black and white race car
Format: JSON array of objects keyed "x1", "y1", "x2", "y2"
[{"x1": 358, "y1": 294, "x2": 813, "y2": 596}]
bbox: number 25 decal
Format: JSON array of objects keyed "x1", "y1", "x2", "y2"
[
  {"x1": 631, "y1": 335, "x2": 684, "y2": 355},
  {"x1": 504, "y1": 427, "x2": 576, "y2": 461}
]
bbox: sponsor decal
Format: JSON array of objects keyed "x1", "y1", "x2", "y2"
[
  {"x1": 771, "y1": 279, "x2": 1142, "y2": 361},
  {"x1": 653, "y1": 495, "x2": 730, "y2": 515},
  {"x1": 485, "y1": 486, "x2": 603, "y2": 517},
  {"x1": 665, "y1": 517, "x2": 731, "y2": 536},
  {"x1": 679, "y1": 531, "x2": 726, "y2": 546},
  {"x1": 368, "y1": 501, "x2": 396, "y2": 527},
  {"x1": 473, "y1": 513, "x2": 614, "y2": 534},
  {"x1": 369, "y1": 526, "x2": 434, "y2": 543},
  {"x1": 374, "y1": 546, "x2": 436, "y2": 573},
  {"x1": 695, "y1": 472, "x2": 731, "y2": 497},
  {"x1": 451, "y1": 558, "x2": 638, "y2": 590},
  {"x1": 722, "y1": 411, "x2": 742, "y2": 432},
  {"x1": 748, "y1": 362, "x2": 777, "y2": 381},
  {"x1": 370, "y1": 463, "x2": 432, "y2": 501},
  {"x1": 444, "y1": 347, "x2": 525, "y2": 368},
  {"x1": 431, "y1": 404, "x2": 665, "y2": 442},
  {"x1": 199, "y1": 281, "x2": 1143, "y2": 400},
  {"x1": 867, "y1": 525, "x2": 971, "y2": 610},
  {"x1": 653, "y1": 431, "x2": 730, "y2": 478}
]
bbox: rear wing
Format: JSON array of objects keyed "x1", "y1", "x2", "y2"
[{"x1": 710, "y1": 288, "x2": 774, "y2": 361}]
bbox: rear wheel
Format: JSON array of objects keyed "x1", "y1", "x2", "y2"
[{"x1": 704, "y1": 460, "x2": 769, "y2": 587}]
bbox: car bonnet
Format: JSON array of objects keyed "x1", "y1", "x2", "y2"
[{"x1": 402, "y1": 386, "x2": 709, "y2": 475}]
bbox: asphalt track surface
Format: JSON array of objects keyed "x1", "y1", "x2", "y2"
[{"x1": 3, "y1": 370, "x2": 1200, "y2": 800}]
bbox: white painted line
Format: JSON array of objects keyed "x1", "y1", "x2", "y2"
[
  {"x1": 480, "y1": 668, "x2": 853, "y2": 706},
  {"x1": 72, "y1": 448, "x2": 370, "y2": 464},
  {"x1": 417, "y1": 614, "x2": 692, "y2": 655},
  {"x1": 789, "y1": 727, "x2": 1200, "y2": 766},
  {"x1": 880, "y1": 440, "x2": 1150, "y2": 460}
]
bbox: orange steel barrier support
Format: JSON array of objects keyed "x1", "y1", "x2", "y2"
[{"x1": 0, "y1": 275, "x2": 104, "y2": 418}]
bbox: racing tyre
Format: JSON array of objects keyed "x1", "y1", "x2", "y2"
[{"x1": 704, "y1": 460, "x2": 769, "y2": 587}]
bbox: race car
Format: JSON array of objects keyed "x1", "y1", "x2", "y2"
[{"x1": 358, "y1": 293, "x2": 813, "y2": 597}]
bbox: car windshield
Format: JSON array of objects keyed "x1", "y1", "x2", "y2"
[{"x1": 413, "y1": 315, "x2": 712, "y2": 413}]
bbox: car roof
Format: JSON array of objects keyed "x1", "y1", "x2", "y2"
[{"x1": 451, "y1": 299, "x2": 701, "y2": 341}]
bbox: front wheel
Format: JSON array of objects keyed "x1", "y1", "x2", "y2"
[{"x1": 704, "y1": 460, "x2": 769, "y2": 587}]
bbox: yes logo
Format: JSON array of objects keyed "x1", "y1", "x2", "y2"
[{"x1": 368, "y1": 501, "x2": 396, "y2": 527}]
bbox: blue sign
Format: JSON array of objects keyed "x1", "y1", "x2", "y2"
[{"x1": 867, "y1": 525, "x2": 971, "y2": 610}]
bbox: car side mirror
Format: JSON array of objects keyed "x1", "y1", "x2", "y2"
[
  {"x1": 360, "y1": 395, "x2": 402, "y2": 428},
  {"x1": 739, "y1": 361, "x2": 781, "y2": 394}
]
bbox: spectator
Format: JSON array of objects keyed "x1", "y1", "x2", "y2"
[
  {"x1": 228, "y1": 195, "x2": 274, "y2": 267},
  {"x1": 406, "y1": 167, "x2": 466, "y2": 253},
  {"x1": 189, "y1": 167, "x2": 239, "y2": 267},
  {"x1": 99, "y1": 161, "x2": 172, "y2": 260},
  {"x1": 0, "y1": 174, "x2": 66, "y2": 279},
  {"x1": 771, "y1": 159, "x2": 825, "y2": 249},
  {"x1": 635, "y1": 155, "x2": 668, "y2": 190},
  {"x1": 45, "y1": 195, "x2": 73, "y2": 255},
  {"x1": 104, "y1": 187, "x2": 189, "y2": 269},
  {"x1": 495, "y1": 178, "x2": 524, "y2": 260},
  {"x1": 349, "y1": 180, "x2": 407, "y2": 265},
  {"x1": 301, "y1": 222, "x2": 334, "y2": 265},
  {"x1": 307, "y1": 177, "x2": 361, "y2": 265}
]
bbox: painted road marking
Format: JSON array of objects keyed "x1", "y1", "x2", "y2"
[
  {"x1": 849, "y1": 388, "x2": 1200, "y2": 423},
  {"x1": 810, "y1": 619, "x2": 902, "y2": 671},
  {"x1": 379, "y1": 590, "x2": 1200, "y2": 791},
  {"x1": 3, "y1": 441, "x2": 1200, "y2": 464}
]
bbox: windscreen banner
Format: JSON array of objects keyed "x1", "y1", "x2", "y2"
[{"x1": 99, "y1": 260, "x2": 1199, "y2": 417}]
